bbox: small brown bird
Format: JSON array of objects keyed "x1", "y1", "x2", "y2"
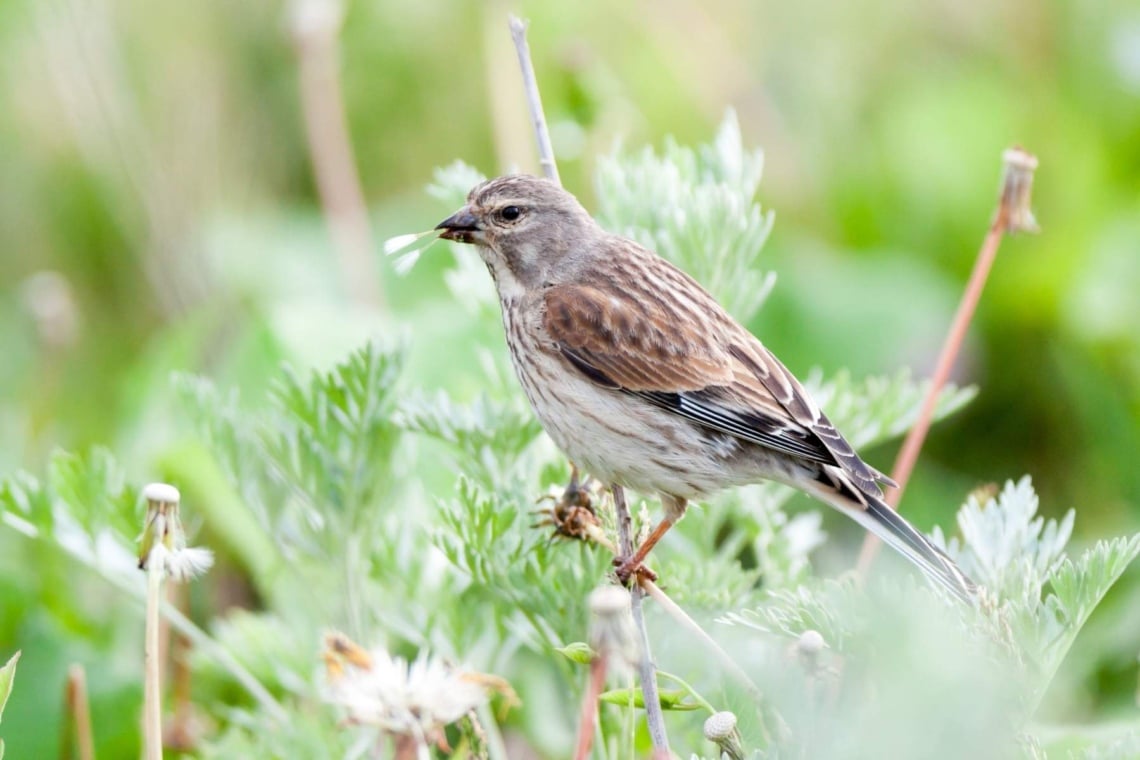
[{"x1": 436, "y1": 174, "x2": 975, "y2": 602}]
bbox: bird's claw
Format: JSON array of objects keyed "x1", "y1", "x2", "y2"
[{"x1": 612, "y1": 555, "x2": 658, "y2": 586}]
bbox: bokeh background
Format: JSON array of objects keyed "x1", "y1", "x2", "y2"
[{"x1": 1, "y1": 0, "x2": 1138, "y2": 755}]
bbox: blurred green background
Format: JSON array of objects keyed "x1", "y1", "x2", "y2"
[{"x1": 1, "y1": 0, "x2": 1138, "y2": 755}]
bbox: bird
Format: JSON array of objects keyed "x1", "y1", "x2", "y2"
[{"x1": 434, "y1": 174, "x2": 976, "y2": 602}]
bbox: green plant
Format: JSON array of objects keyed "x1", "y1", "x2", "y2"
[
  {"x1": 1, "y1": 115, "x2": 1138, "y2": 758},
  {"x1": 0, "y1": 651, "x2": 18, "y2": 760}
]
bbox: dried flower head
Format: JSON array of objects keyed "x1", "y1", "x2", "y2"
[
  {"x1": 137, "y1": 483, "x2": 213, "y2": 581},
  {"x1": 533, "y1": 475, "x2": 608, "y2": 544},
  {"x1": 322, "y1": 632, "x2": 512, "y2": 753},
  {"x1": 587, "y1": 586, "x2": 639, "y2": 676},
  {"x1": 998, "y1": 147, "x2": 1040, "y2": 234}
]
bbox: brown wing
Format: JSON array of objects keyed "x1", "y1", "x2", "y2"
[
  {"x1": 542, "y1": 281, "x2": 891, "y2": 495},
  {"x1": 542, "y1": 283, "x2": 733, "y2": 391}
]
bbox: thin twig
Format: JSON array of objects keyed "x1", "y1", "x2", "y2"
[
  {"x1": 855, "y1": 147, "x2": 1039, "y2": 575},
  {"x1": 290, "y1": 0, "x2": 384, "y2": 310},
  {"x1": 613, "y1": 486, "x2": 670, "y2": 757},
  {"x1": 508, "y1": 16, "x2": 561, "y2": 184},
  {"x1": 62, "y1": 664, "x2": 95, "y2": 760}
]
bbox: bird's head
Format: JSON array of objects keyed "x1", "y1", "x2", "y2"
[{"x1": 435, "y1": 174, "x2": 598, "y2": 291}]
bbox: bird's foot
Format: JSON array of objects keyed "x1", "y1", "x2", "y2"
[{"x1": 612, "y1": 555, "x2": 658, "y2": 586}]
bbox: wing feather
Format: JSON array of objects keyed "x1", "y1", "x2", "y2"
[{"x1": 542, "y1": 275, "x2": 888, "y2": 495}]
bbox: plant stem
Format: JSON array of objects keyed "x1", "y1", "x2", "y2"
[
  {"x1": 640, "y1": 579, "x2": 761, "y2": 702},
  {"x1": 655, "y1": 670, "x2": 716, "y2": 713},
  {"x1": 508, "y1": 16, "x2": 560, "y2": 184},
  {"x1": 63, "y1": 664, "x2": 95, "y2": 760},
  {"x1": 612, "y1": 486, "x2": 670, "y2": 757},
  {"x1": 2, "y1": 512, "x2": 287, "y2": 723},
  {"x1": 574, "y1": 656, "x2": 608, "y2": 760},
  {"x1": 167, "y1": 583, "x2": 194, "y2": 752},
  {"x1": 475, "y1": 702, "x2": 510, "y2": 760},
  {"x1": 144, "y1": 549, "x2": 164, "y2": 760},
  {"x1": 291, "y1": 0, "x2": 384, "y2": 310},
  {"x1": 855, "y1": 146, "x2": 1039, "y2": 576}
]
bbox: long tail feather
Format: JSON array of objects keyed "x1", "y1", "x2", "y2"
[
  {"x1": 807, "y1": 478, "x2": 977, "y2": 603},
  {"x1": 860, "y1": 497, "x2": 976, "y2": 602}
]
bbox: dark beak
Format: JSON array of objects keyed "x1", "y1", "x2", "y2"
[{"x1": 435, "y1": 207, "x2": 481, "y2": 243}]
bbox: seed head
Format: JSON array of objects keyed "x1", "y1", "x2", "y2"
[
  {"x1": 587, "y1": 586, "x2": 639, "y2": 676},
  {"x1": 137, "y1": 483, "x2": 213, "y2": 581},
  {"x1": 703, "y1": 710, "x2": 744, "y2": 759}
]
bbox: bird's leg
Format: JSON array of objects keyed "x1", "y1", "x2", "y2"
[{"x1": 613, "y1": 494, "x2": 687, "y2": 586}]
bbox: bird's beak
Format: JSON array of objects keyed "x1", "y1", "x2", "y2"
[{"x1": 435, "y1": 207, "x2": 483, "y2": 243}]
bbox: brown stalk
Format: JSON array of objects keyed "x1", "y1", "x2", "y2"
[
  {"x1": 290, "y1": 0, "x2": 384, "y2": 310},
  {"x1": 855, "y1": 147, "x2": 1039, "y2": 575},
  {"x1": 573, "y1": 656, "x2": 608, "y2": 760},
  {"x1": 61, "y1": 664, "x2": 95, "y2": 760}
]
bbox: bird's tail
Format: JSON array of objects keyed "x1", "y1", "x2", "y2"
[{"x1": 808, "y1": 478, "x2": 977, "y2": 603}]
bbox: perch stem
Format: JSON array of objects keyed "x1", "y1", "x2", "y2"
[{"x1": 856, "y1": 147, "x2": 1039, "y2": 575}]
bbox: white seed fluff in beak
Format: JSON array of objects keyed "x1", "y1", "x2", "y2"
[{"x1": 383, "y1": 230, "x2": 440, "y2": 275}]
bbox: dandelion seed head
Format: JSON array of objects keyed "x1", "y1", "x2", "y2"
[
  {"x1": 587, "y1": 586, "x2": 639, "y2": 676},
  {"x1": 164, "y1": 546, "x2": 214, "y2": 582},
  {"x1": 143, "y1": 483, "x2": 180, "y2": 505},
  {"x1": 322, "y1": 634, "x2": 506, "y2": 747}
]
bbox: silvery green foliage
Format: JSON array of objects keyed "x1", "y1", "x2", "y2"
[
  {"x1": 1070, "y1": 735, "x2": 1140, "y2": 759},
  {"x1": 933, "y1": 477, "x2": 1140, "y2": 709},
  {"x1": 396, "y1": 390, "x2": 542, "y2": 488},
  {"x1": 176, "y1": 342, "x2": 405, "y2": 557},
  {"x1": 805, "y1": 368, "x2": 976, "y2": 452},
  {"x1": 173, "y1": 343, "x2": 458, "y2": 651},
  {"x1": 431, "y1": 475, "x2": 612, "y2": 657},
  {"x1": 0, "y1": 447, "x2": 135, "y2": 544},
  {"x1": 722, "y1": 478, "x2": 1140, "y2": 758},
  {"x1": 594, "y1": 110, "x2": 776, "y2": 323},
  {"x1": 722, "y1": 577, "x2": 1027, "y2": 759}
]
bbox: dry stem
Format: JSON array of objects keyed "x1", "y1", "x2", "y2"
[
  {"x1": 640, "y1": 580, "x2": 757, "y2": 697},
  {"x1": 167, "y1": 583, "x2": 196, "y2": 751},
  {"x1": 613, "y1": 486, "x2": 671, "y2": 757},
  {"x1": 855, "y1": 146, "x2": 1039, "y2": 575},
  {"x1": 573, "y1": 657, "x2": 608, "y2": 760},
  {"x1": 144, "y1": 549, "x2": 164, "y2": 760},
  {"x1": 508, "y1": 16, "x2": 561, "y2": 184},
  {"x1": 63, "y1": 664, "x2": 95, "y2": 760},
  {"x1": 291, "y1": 0, "x2": 384, "y2": 310}
]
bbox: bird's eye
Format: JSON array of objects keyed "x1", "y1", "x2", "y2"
[{"x1": 498, "y1": 205, "x2": 522, "y2": 222}]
